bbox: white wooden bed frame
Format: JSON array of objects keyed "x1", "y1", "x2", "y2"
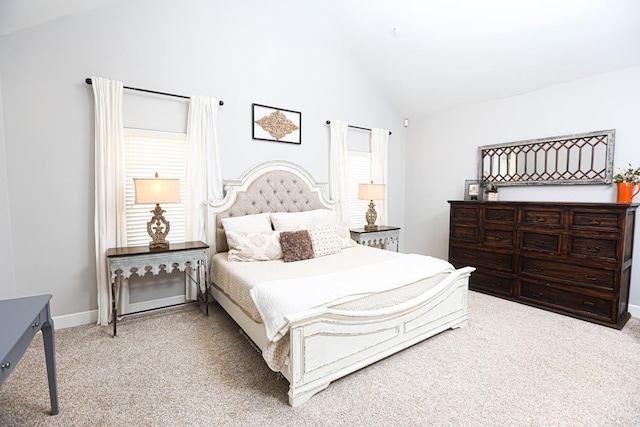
[{"x1": 206, "y1": 160, "x2": 474, "y2": 406}]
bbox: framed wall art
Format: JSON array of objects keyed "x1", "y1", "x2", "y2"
[
  {"x1": 252, "y1": 103, "x2": 301, "y2": 144},
  {"x1": 464, "y1": 179, "x2": 483, "y2": 201}
]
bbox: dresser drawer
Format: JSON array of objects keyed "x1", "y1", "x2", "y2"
[
  {"x1": 520, "y1": 281, "x2": 613, "y2": 322},
  {"x1": 521, "y1": 231, "x2": 560, "y2": 255},
  {"x1": 521, "y1": 207, "x2": 563, "y2": 228},
  {"x1": 570, "y1": 209, "x2": 620, "y2": 232},
  {"x1": 482, "y1": 228, "x2": 515, "y2": 248},
  {"x1": 450, "y1": 246, "x2": 515, "y2": 272},
  {"x1": 450, "y1": 224, "x2": 478, "y2": 243},
  {"x1": 520, "y1": 257, "x2": 614, "y2": 290},
  {"x1": 451, "y1": 205, "x2": 479, "y2": 222},
  {"x1": 568, "y1": 236, "x2": 618, "y2": 261},
  {"x1": 484, "y1": 207, "x2": 516, "y2": 224},
  {"x1": 469, "y1": 270, "x2": 513, "y2": 297},
  {"x1": 1, "y1": 312, "x2": 42, "y2": 384}
]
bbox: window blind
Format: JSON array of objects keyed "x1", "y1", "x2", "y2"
[
  {"x1": 347, "y1": 151, "x2": 372, "y2": 228},
  {"x1": 123, "y1": 128, "x2": 187, "y2": 246}
]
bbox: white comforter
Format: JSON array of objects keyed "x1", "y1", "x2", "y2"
[{"x1": 250, "y1": 254, "x2": 455, "y2": 344}]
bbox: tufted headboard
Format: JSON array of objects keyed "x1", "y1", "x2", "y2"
[{"x1": 206, "y1": 160, "x2": 335, "y2": 254}]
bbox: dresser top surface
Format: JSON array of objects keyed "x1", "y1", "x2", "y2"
[{"x1": 448, "y1": 200, "x2": 639, "y2": 208}]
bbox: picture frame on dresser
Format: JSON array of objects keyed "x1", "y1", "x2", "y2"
[{"x1": 464, "y1": 179, "x2": 483, "y2": 201}]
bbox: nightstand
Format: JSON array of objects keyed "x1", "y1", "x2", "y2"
[
  {"x1": 106, "y1": 241, "x2": 209, "y2": 336},
  {"x1": 350, "y1": 226, "x2": 400, "y2": 251}
]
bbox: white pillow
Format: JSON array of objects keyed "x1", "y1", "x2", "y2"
[
  {"x1": 271, "y1": 209, "x2": 338, "y2": 231},
  {"x1": 221, "y1": 212, "x2": 272, "y2": 234},
  {"x1": 334, "y1": 223, "x2": 357, "y2": 249},
  {"x1": 226, "y1": 230, "x2": 282, "y2": 262},
  {"x1": 306, "y1": 225, "x2": 342, "y2": 257}
]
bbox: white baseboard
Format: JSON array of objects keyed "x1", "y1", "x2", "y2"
[
  {"x1": 52, "y1": 295, "x2": 187, "y2": 330},
  {"x1": 53, "y1": 309, "x2": 98, "y2": 329},
  {"x1": 628, "y1": 303, "x2": 640, "y2": 318},
  {"x1": 125, "y1": 295, "x2": 187, "y2": 315}
]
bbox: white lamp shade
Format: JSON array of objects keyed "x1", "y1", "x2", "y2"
[
  {"x1": 134, "y1": 177, "x2": 180, "y2": 204},
  {"x1": 357, "y1": 183, "x2": 386, "y2": 200}
]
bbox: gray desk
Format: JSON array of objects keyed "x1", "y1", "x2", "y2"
[{"x1": 0, "y1": 294, "x2": 59, "y2": 415}]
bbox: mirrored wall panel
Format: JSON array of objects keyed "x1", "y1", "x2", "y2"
[{"x1": 478, "y1": 129, "x2": 615, "y2": 186}]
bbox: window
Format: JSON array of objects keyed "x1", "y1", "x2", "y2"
[
  {"x1": 347, "y1": 150, "x2": 372, "y2": 228},
  {"x1": 123, "y1": 128, "x2": 187, "y2": 246}
]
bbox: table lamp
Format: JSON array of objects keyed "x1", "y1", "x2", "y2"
[
  {"x1": 357, "y1": 182, "x2": 386, "y2": 231},
  {"x1": 134, "y1": 173, "x2": 180, "y2": 249}
]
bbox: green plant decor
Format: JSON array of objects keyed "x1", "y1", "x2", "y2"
[{"x1": 612, "y1": 164, "x2": 640, "y2": 184}]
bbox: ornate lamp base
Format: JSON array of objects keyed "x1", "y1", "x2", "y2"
[
  {"x1": 364, "y1": 200, "x2": 378, "y2": 231},
  {"x1": 149, "y1": 241, "x2": 170, "y2": 250},
  {"x1": 147, "y1": 204, "x2": 171, "y2": 250}
]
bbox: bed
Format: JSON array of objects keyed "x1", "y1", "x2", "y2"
[{"x1": 205, "y1": 160, "x2": 474, "y2": 406}]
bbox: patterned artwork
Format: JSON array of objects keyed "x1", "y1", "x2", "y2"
[
  {"x1": 255, "y1": 110, "x2": 299, "y2": 140},
  {"x1": 252, "y1": 103, "x2": 301, "y2": 144}
]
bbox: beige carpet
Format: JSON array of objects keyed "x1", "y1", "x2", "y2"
[{"x1": 1, "y1": 291, "x2": 639, "y2": 426}]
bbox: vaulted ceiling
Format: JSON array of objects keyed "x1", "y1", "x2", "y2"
[{"x1": 2, "y1": 0, "x2": 640, "y2": 118}]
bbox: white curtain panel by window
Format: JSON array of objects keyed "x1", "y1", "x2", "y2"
[
  {"x1": 186, "y1": 96, "x2": 222, "y2": 299},
  {"x1": 92, "y1": 77, "x2": 127, "y2": 326},
  {"x1": 371, "y1": 128, "x2": 389, "y2": 225},
  {"x1": 329, "y1": 120, "x2": 350, "y2": 223}
]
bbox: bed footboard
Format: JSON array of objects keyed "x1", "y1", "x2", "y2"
[{"x1": 284, "y1": 266, "x2": 474, "y2": 407}]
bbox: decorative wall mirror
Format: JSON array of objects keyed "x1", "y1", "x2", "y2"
[{"x1": 478, "y1": 129, "x2": 615, "y2": 186}]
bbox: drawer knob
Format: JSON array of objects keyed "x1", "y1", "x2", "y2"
[
  {"x1": 586, "y1": 246, "x2": 601, "y2": 253},
  {"x1": 533, "y1": 265, "x2": 545, "y2": 272},
  {"x1": 536, "y1": 217, "x2": 547, "y2": 222},
  {"x1": 533, "y1": 291, "x2": 543, "y2": 297},
  {"x1": 534, "y1": 241, "x2": 546, "y2": 247},
  {"x1": 583, "y1": 301, "x2": 595, "y2": 307},
  {"x1": 587, "y1": 219, "x2": 601, "y2": 225},
  {"x1": 584, "y1": 274, "x2": 597, "y2": 281},
  {"x1": 32, "y1": 322, "x2": 39, "y2": 328},
  {"x1": 490, "y1": 282, "x2": 499, "y2": 288},
  {"x1": 1, "y1": 362, "x2": 10, "y2": 369}
]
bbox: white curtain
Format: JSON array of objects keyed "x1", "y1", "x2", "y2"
[
  {"x1": 185, "y1": 95, "x2": 222, "y2": 299},
  {"x1": 371, "y1": 128, "x2": 389, "y2": 225},
  {"x1": 329, "y1": 120, "x2": 349, "y2": 223},
  {"x1": 92, "y1": 77, "x2": 127, "y2": 326}
]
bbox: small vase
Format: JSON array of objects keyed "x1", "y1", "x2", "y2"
[
  {"x1": 616, "y1": 182, "x2": 640, "y2": 203},
  {"x1": 486, "y1": 192, "x2": 498, "y2": 201}
]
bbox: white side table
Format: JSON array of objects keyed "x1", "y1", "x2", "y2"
[
  {"x1": 350, "y1": 226, "x2": 401, "y2": 251},
  {"x1": 106, "y1": 241, "x2": 209, "y2": 336}
]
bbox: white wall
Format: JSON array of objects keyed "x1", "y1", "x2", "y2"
[
  {"x1": 0, "y1": 73, "x2": 17, "y2": 299},
  {"x1": 405, "y1": 65, "x2": 640, "y2": 309},
  {"x1": 0, "y1": 0, "x2": 406, "y2": 324}
]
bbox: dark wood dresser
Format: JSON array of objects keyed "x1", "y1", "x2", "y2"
[{"x1": 448, "y1": 201, "x2": 637, "y2": 329}]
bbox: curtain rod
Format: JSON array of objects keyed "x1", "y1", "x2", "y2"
[
  {"x1": 84, "y1": 78, "x2": 224, "y2": 105},
  {"x1": 325, "y1": 120, "x2": 391, "y2": 135}
]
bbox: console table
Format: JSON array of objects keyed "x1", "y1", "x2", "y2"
[
  {"x1": 350, "y1": 226, "x2": 401, "y2": 251},
  {"x1": 0, "y1": 294, "x2": 59, "y2": 415},
  {"x1": 106, "y1": 241, "x2": 209, "y2": 336}
]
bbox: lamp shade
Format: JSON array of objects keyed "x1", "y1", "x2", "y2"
[
  {"x1": 134, "y1": 176, "x2": 180, "y2": 204},
  {"x1": 358, "y1": 183, "x2": 386, "y2": 200}
]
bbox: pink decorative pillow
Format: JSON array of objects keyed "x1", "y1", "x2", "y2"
[{"x1": 280, "y1": 230, "x2": 315, "y2": 263}]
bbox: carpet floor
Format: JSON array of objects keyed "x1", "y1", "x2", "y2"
[{"x1": 1, "y1": 291, "x2": 639, "y2": 426}]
